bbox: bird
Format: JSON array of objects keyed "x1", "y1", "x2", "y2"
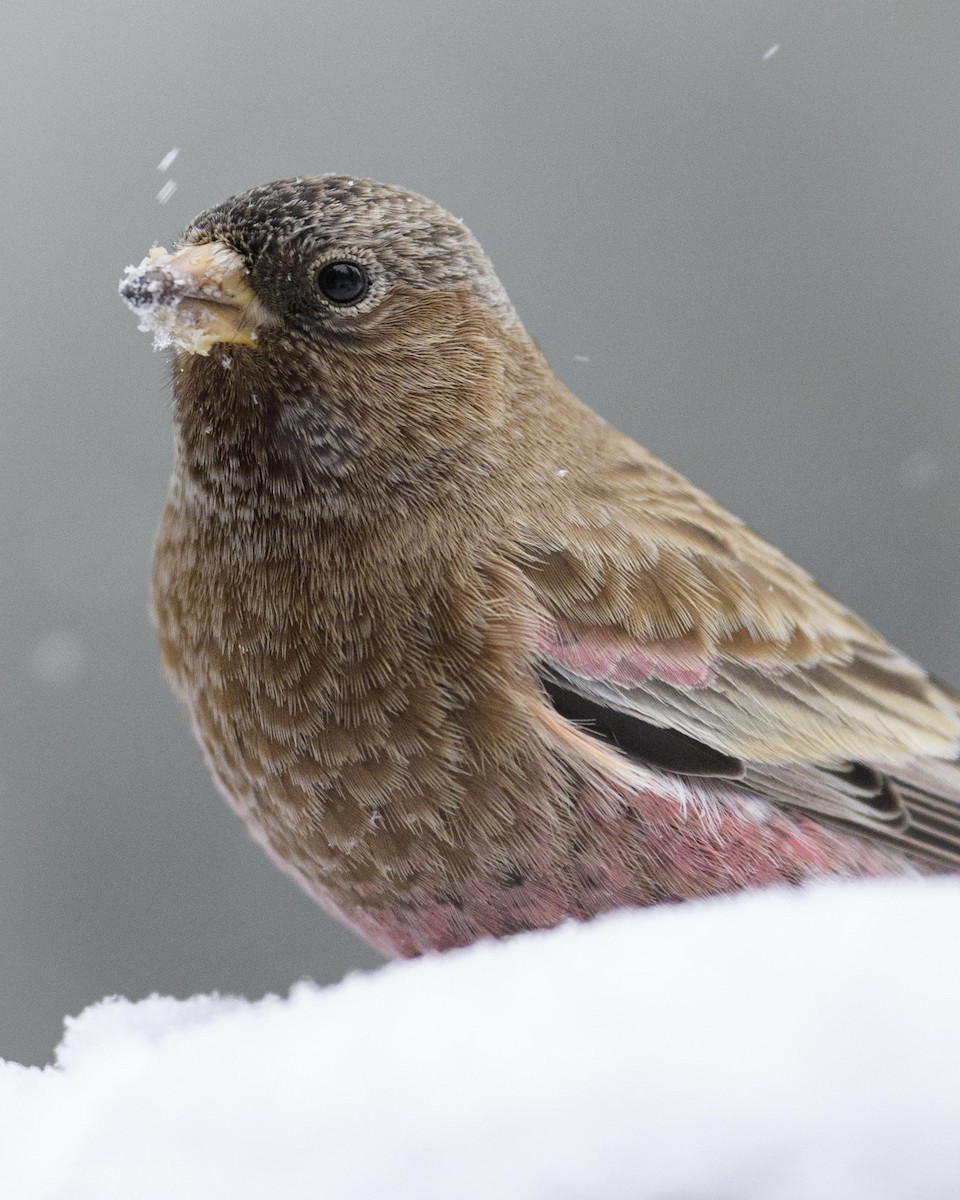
[{"x1": 120, "y1": 175, "x2": 960, "y2": 958}]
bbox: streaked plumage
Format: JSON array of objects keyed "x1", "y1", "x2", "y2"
[{"x1": 120, "y1": 176, "x2": 960, "y2": 956}]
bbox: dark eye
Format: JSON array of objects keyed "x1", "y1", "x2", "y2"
[{"x1": 315, "y1": 261, "x2": 369, "y2": 305}]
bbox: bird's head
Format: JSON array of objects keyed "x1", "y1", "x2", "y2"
[
  {"x1": 120, "y1": 175, "x2": 517, "y2": 355},
  {"x1": 120, "y1": 177, "x2": 540, "y2": 516}
]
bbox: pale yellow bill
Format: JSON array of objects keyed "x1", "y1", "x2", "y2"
[{"x1": 119, "y1": 242, "x2": 266, "y2": 356}]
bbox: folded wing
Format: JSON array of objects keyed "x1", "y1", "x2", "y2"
[{"x1": 517, "y1": 445, "x2": 960, "y2": 867}]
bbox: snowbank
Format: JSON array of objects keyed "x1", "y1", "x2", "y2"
[{"x1": 2, "y1": 878, "x2": 959, "y2": 1199}]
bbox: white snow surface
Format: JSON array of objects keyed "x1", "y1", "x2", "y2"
[{"x1": 2, "y1": 878, "x2": 959, "y2": 1199}]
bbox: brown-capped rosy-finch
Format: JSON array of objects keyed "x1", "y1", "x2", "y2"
[{"x1": 120, "y1": 176, "x2": 960, "y2": 957}]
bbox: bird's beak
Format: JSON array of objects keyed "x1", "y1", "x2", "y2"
[{"x1": 119, "y1": 241, "x2": 267, "y2": 356}]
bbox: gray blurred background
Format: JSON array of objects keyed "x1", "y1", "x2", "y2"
[{"x1": 1, "y1": 0, "x2": 959, "y2": 1065}]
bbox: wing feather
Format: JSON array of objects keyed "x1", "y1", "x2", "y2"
[{"x1": 516, "y1": 438, "x2": 960, "y2": 866}]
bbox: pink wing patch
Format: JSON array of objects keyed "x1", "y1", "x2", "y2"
[{"x1": 535, "y1": 619, "x2": 717, "y2": 689}]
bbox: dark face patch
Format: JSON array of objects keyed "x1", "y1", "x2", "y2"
[{"x1": 183, "y1": 178, "x2": 326, "y2": 264}]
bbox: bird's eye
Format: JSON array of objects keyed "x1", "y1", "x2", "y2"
[{"x1": 315, "y1": 261, "x2": 369, "y2": 306}]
